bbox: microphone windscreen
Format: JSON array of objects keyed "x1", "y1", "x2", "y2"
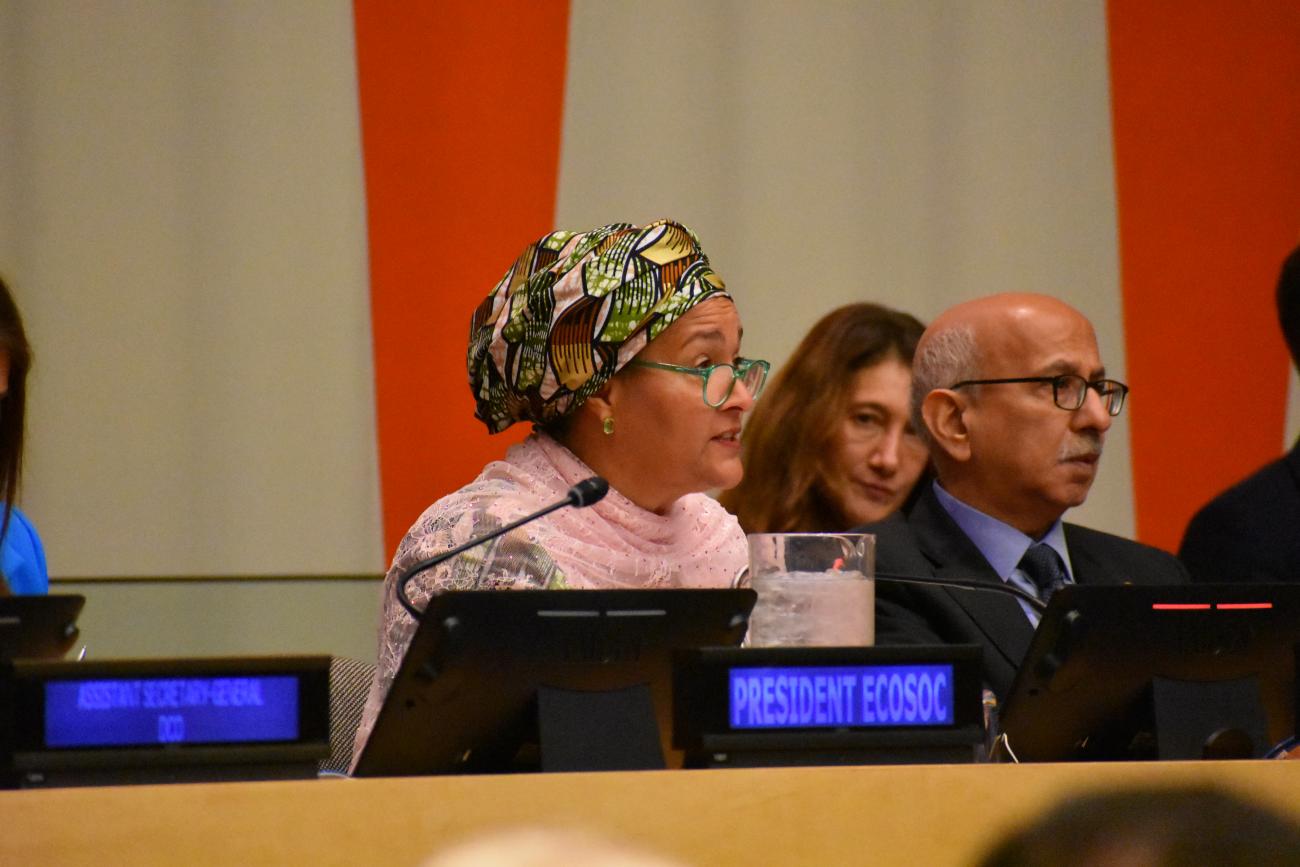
[{"x1": 568, "y1": 476, "x2": 610, "y2": 508}]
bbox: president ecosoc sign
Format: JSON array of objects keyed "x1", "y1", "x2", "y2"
[{"x1": 730, "y1": 664, "x2": 953, "y2": 729}]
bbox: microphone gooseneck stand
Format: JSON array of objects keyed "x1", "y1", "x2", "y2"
[{"x1": 394, "y1": 476, "x2": 610, "y2": 621}]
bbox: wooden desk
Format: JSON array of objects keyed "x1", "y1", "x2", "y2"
[{"x1": 4, "y1": 761, "x2": 1299, "y2": 866}]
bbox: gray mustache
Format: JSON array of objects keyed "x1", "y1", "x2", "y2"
[{"x1": 1059, "y1": 434, "x2": 1103, "y2": 461}]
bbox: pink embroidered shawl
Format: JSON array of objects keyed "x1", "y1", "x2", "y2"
[{"x1": 351, "y1": 433, "x2": 747, "y2": 763}]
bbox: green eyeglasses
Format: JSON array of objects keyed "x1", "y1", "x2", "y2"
[{"x1": 628, "y1": 357, "x2": 770, "y2": 408}]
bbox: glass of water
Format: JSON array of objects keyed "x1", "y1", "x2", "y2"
[{"x1": 744, "y1": 533, "x2": 875, "y2": 647}]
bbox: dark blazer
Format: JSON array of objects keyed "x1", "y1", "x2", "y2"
[
  {"x1": 862, "y1": 485, "x2": 1189, "y2": 700},
  {"x1": 1179, "y1": 443, "x2": 1300, "y2": 584}
]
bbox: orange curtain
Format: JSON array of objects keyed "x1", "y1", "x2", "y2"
[
  {"x1": 1109, "y1": 0, "x2": 1300, "y2": 550},
  {"x1": 354, "y1": 1, "x2": 571, "y2": 557}
]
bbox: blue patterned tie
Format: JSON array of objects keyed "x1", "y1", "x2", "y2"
[{"x1": 1018, "y1": 543, "x2": 1068, "y2": 604}]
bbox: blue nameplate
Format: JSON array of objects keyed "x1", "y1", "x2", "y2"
[
  {"x1": 729, "y1": 663, "x2": 955, "y2": 729},
  {"x1": 44, "y1": 675, "x2": 300, "y2": 748},
  {"x1": 2, "y1": 656, "x2": 331, "y2": 788},
  {"x1": 673, "y1": 645, "x2": 984, "y2": 767}
]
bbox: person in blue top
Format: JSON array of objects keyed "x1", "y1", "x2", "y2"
[{"x1": 0, "y1": 276, "x2": 47, "y2": 595}]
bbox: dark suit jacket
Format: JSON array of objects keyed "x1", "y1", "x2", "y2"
[
  {"x1": 861, "y1": 486, "x2": 1189, "y2": 700},
  {"x1": 1179, "y1": 442, "x2": 1300, "y2": 584}
]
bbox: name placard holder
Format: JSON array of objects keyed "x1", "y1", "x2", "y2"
[
  {"x1": 673, "y1": 645, "x2": 984, "y2": 768},
  {"x1": 1, "y1": 656, "x2": 330, "y2": 788}
]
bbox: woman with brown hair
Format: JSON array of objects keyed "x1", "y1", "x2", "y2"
[
  {"x1": 0, "y1": 276, "x2": 46, "y2": 595},
  {"x1": 720, "y1": 302, "x2": 927, "y2": 533}
]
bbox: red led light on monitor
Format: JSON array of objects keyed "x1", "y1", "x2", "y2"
[{"x1": 1150, "y1": 602, "x2": 1273, "y2": 612}]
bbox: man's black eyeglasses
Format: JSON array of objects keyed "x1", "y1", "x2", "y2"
[{"x1": 949, "y1": 374, "x2": 1129, "y2": 416}]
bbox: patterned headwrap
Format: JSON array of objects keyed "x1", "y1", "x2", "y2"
[{"x1": 468, "y1": 219, "x2": 730, "y2": 433}]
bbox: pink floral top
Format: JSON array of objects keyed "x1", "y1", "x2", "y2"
[{"x1": 351, "y1": 433, "x2": 747, "y2": 764}]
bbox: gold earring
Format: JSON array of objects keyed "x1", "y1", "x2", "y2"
[{"x1": 602, "y1": 417, "x2": 615, "y2": 436}]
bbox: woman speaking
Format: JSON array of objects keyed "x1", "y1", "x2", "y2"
[{"x1": 354, "y1": 220, "x2": 768, "y2": 753}]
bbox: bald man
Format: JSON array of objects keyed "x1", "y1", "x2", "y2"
[{"x1": 862, "y1": 293, "x2": 1187, "y2": 700}]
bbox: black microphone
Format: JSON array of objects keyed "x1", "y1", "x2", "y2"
[
  {"x1": 874, "y1": 571, "x2": 1048, "y2": 614},
  {"x1": 566, "y1": 476, "x2": 609, "y2": 507},
  {"x1": 395, "y1": 476, "x2": 610, "y2": 620}
]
